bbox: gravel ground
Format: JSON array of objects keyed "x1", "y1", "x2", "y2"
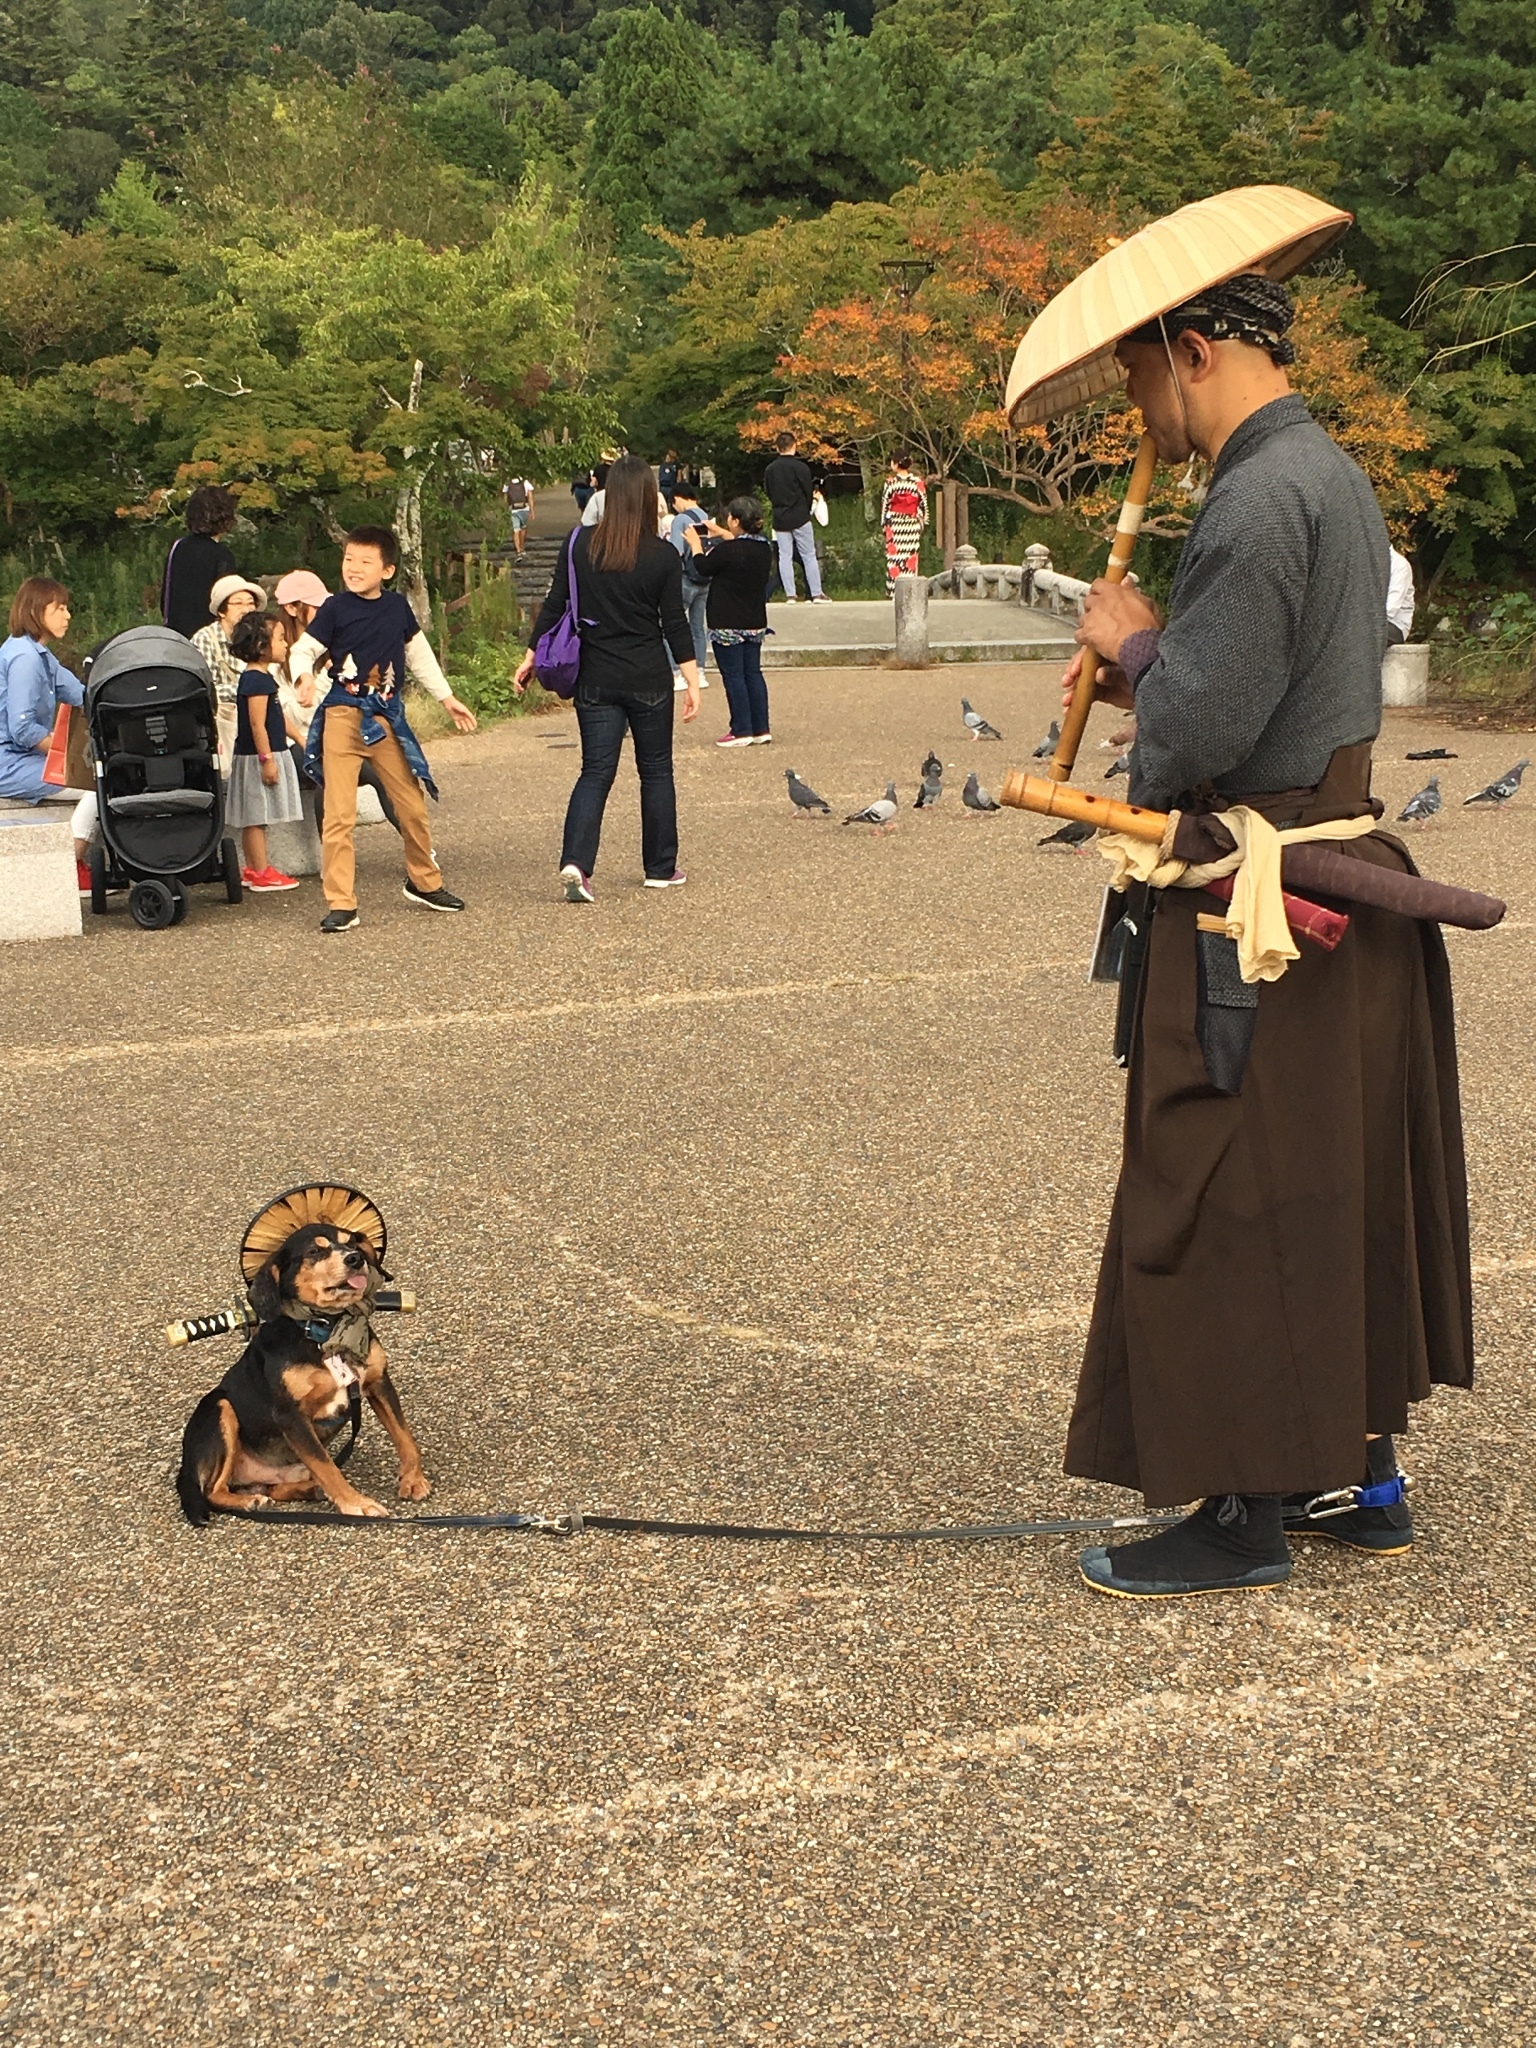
[{"x1": 2, "y1": 665, "x2": 1533, "y2": 2045}]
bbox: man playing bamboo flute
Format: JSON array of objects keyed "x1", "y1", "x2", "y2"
[{"x1": 1063, "y1": 272, "x2": 1473, "y2": 1598}]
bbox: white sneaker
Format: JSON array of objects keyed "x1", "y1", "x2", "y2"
[
  {"x1": 750, "y1": 732, "x2": 773, "y2": 745},
  {"x1": 673, "y1": 677, "x2": 687, "y2": 692}
]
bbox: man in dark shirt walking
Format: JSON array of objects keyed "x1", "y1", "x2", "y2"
[{"x1": 763, "y1": 434, "x2": 827, "y2": 603}]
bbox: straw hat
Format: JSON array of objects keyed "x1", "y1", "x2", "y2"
[
  {"x1": 1006, "y1": 185, "x2": 1352, "y2": 429},
  {"x1": 239, "y1": 1183, "x2": 388, "y2": 1284},
  {"x1": 208, "y1": 573, "x2": 269, "y2": 616}
]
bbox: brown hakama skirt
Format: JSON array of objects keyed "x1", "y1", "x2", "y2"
[{"x1": 1065, "y1": 755, "x2": 1474, "y2": 1507}]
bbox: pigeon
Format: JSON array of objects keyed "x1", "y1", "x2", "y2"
[
  {"x1": 1397, "y1": 775, "x2": 1441, "y2": 825},
  {"x1": 1037, "y1": 818, "x2": 1096, "y2": 851},
  {"x1": 845, "y1": 780, "x2": 899, "y2": 827},
  {"x1": 962, "y1": 771, "x2": 1002, "y2": 813},
  {"x1": 962, "y1": 698, "x2": 1003, "y2": 741},
  {"x1": 1406, "y1": 748, "x2": 1457, "y2": 761},
  {"x1": 914, "y1": 763, "x2": 943, "y2": 808},
  {"x1": 921, "y1": 750, "x2": 943, "y2": 780},
  {"x1": 1032, "y1": 719, "x2": 1060, "y2": 759},
  {"x1": 785, "y1": 769, "x2": 830, "y2": 814},
  {"x1": 1104, "y1": 749, "x2": 1131, "y2": 779},
  {"x1": 1464, "y1": 759, "x2": 1530, "y2": 807}
]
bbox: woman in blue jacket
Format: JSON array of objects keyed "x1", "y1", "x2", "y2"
[{"x1": 0, "y1": 577, "x2": 97, "y2": 869}]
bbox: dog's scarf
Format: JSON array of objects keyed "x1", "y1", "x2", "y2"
[{"x1": 283, "y1": 1301, "x2": 376, "y2": 1365}]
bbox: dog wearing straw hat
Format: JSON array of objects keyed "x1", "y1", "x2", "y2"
[{"x1": 175, "y1": 1185, "x2": 430, "y2": 1524}]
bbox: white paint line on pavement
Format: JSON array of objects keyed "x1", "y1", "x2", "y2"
[{"x1": 0, "y1": 962, "x2": 1076, "y2": 1076}]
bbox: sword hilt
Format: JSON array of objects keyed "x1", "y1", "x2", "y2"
[{"x1": 166, "y1": 1288, "x2": 416, "y2": 1346}]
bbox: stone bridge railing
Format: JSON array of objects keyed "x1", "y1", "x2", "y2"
[{"x1": 927, "y1": 542, "x2": 1133, "y2": 611}]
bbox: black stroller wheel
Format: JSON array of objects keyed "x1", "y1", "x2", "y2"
[
  {"x1": 221, "y1": 837, "x2": 243, "y2": 905},
  {"x1": 128, "y1": 878, "x2": 179, "y2": 930},
  {"x1": 169, "y1": 880, "x2": 190, "y2": 925},
  {"x1": 88, "y1": 845, "x2": 108, "y2": 916}
]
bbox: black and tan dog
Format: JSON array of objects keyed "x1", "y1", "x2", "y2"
[{"x1": 176, "y1": 1222, "x2": 431, "y2": 1524}]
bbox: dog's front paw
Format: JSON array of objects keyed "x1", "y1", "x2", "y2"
[
  {"x1": 241, "y1": 1493, "x2": 271, "y2": 1512},
  {"x1": 397, "y1": 1471, "x2": 432, "y2": 1501},
  {"x1": 340, "y1": 1494, "x2": 389, "y2": 1518}
]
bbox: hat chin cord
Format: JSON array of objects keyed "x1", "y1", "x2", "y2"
[{"x1": 1159, "y1": 317, "x2": 1210, "y2": 504}]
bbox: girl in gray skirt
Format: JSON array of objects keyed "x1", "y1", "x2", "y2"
[{"x1": 226, "y1": 610, "x2": 303, "y2": 892}]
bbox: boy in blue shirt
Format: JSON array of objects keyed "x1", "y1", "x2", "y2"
[{"x1": 291, "y1": 525, "x2": 477, "y2": 934}]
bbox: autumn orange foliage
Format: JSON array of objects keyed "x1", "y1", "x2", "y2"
[
  {"x1": 746, "y1": 191, "x2": 1134, "y2": 515},
  {"x1": 749, "y1": 186, "x2": 1450, "y2": 542}
]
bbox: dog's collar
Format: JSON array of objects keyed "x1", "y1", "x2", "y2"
[{"x1": 281, "y1": 1300, "x2": 374, "y2": 1356}]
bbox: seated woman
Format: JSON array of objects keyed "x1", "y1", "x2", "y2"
[
  {"x1": 0, "y1": 576, "x2": 97, "y2": 885},
  {"x1": 192, "y1": 573, "x2": 266, "y2": 704}
]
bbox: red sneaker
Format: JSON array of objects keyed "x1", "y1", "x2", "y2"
[{"x1": 243, "y1": 866, "x2": 300, "y2": 892}]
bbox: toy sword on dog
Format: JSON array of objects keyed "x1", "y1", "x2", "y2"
[{"x1": 167, "y1": 1290, "x2": 417, "y2": 1347}]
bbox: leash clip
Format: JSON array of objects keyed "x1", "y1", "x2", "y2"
[
  {"x1": 1300, "y1": 1474, "x2": 1409, "y2": 1519},
  {"x1": 521, "y1": 1510, "x2": 582, "y2": 1537}
]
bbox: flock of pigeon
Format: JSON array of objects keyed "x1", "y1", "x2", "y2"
[
  {"x1": 779, "y1": 701, "x2": 1531, "y2": 843},
  {"x1": 783, "y1": 698, "x2": 1010, "y2": 829},
  {"x1": 1397, "y1": 751, "x2": 1530, "y2": 823}
]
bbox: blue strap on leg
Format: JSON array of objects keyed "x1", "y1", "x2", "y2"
[{"x1": 1354, "y1": 1476, "x2": 1408, "y2": 1509}]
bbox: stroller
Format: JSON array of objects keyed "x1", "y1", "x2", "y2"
[{"x1": 84, "y1": 626, "x2": 243, "y2": 929}]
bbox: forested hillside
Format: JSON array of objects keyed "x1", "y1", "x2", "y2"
[{"x1": 0, "y1": 0, "x2": 1532, "y2": 610}]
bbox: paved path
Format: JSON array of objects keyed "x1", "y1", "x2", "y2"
[{"x1": 3, "y1": 666, "x2": 1534, "y2": 2043}]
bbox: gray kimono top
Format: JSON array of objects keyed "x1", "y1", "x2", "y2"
[{"x1": 1120, "y1": 394, "x2": 1390, "y2": 811}]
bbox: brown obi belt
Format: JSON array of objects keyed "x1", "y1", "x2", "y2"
[{"x1": 1174, "y1": 744, "x2": 1504, "y2": 932}]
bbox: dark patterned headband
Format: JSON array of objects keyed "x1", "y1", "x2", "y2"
[{"x1": 1122, "y1": 272, "x2": 1297, "y2": 365}]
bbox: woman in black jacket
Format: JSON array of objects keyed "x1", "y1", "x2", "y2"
[
  {"x1": 683, "y1": 497, "x2": 775, "y2": 747},
  {"x1": 517, "y1": 454, "x2": 699, "y2": 901}
]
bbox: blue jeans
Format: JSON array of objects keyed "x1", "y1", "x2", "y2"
[
  {"x1": 774, "y1": 521, "x2": 823, "y2": 599},
  {"x1": 670, "y1": 583, "x2": 710, "y2": 677},
  {"x1": 713, "y1": 638, "x2": 770, "y2": 738},
  {"x1": 561, "y1": 683, "x2": 678, "y2": 879}
]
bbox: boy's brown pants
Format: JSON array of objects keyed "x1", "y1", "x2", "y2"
[{"x1": 321, "y1": 707, "x2": 440, "y2": 910}]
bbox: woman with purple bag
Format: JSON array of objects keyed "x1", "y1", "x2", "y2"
[{"x1": 515, "y1": 455, "x2": 699, "y2": 903}]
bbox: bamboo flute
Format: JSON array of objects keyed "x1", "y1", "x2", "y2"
[{"x1": 1048, "y1": 432, "x2": 1159, "y2": 784}]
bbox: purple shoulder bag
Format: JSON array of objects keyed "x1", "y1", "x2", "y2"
[{"x1": 532, "y1": 530, "x2": 584, "y2": 698}]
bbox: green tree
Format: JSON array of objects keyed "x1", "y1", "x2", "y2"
[
  {"x1": 178, "y1": 75, "x2": 493, "y2": 244},
  {"x1": 707, "y1": 11, "x2": 906, "y2": 231},
  {"x1": 616, "y1": 195, "x2": 910, "y2": 461},
  {"x1": 1036, "y1": 24, "x2": 1335, "y2": 216},
  {"x1": 415, "y1": 68, "x2": 577, "y2": 183},
  {"x1": 588, "y1": 5, "x2": 720, "y2": 246}
]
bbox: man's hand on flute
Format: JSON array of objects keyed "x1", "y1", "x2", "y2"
[
  {"x1": 1077, "y1": 576, "x2": 1161, "y2": 665},
  {"x1": 1060, "y1": 577, "x2": 1164, "y2": 715},
  {"x1": 1060, "y1": 647, "x2": 1135, "y2": 714}
]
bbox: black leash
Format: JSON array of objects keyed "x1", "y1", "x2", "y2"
[
  {"x1": 209, "y1": 1500, "x2": 1177, "y2": 1541},
  {"x1": 207, "y1": 1392, "x2": 1177, "y2": 1541}
]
